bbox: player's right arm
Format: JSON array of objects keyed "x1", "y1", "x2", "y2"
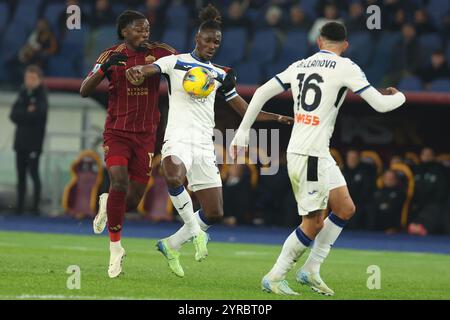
[
  {"x1": 125, "y1": 54, "x2": 176, "y2": 83},
  {"x1": 80, "y1": 51, "x2": 128, "y2": 97},
  {"x1": 229, "y1": 64, "x2": 294, "y2": 159},
  {"x1": 343, "y1": 61, "x2": 406, "y2": 112}
]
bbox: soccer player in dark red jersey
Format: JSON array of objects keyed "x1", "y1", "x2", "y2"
[{"x1": 80, "y1": 10, "x2": 176, "y2": 278}]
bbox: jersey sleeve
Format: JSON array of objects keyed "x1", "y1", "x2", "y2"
[
  {"x1": 87, "y1": 50, "x2": 113, "y2": 77},
  {"x1": 218, "y1": 68, "x2": 238, "y2": 101},
  {"x1": 274, "y1": 63, "x2": 296, "y2": 91},
  {"x1": 343, "y1": 60, "x2": 371, "y2": 94},
  {"x1": 153, "y1": 54, "x2": 176, "y2": 75}
]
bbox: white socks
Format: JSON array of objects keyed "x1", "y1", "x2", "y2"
[
  {"x1": 302, "y1": 213, "x2": 346, "y2": 274},
  {"x1": 267, "y1": 228, "x2": 311, "y2": 281},
  {"x1": 167, "y1": 210, "x2": 210, "y2": 250},
  {"x1": 110, "y1": 240, "x2": 122, "y2": 252},
  {"x1": 168, "y1": 186, "x2": 201, "y2": 237}
]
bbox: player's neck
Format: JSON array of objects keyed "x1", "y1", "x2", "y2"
[
  {"x1": 319, "y1": 47, "x2": 342, "y2": 56},
  {"x1": 191, "y1": 50, "x2": 209, "y2": 63},
  {"x1": 125, "y1": 42, "x2": 140, "y2": 52}
]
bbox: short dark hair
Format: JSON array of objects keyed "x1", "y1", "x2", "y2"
[
  {"x1": 116, "y1": 10, "x2": 147, "y2": 40},
  {"x1": 25, "y1": 64, "x2": 43, "y2": 79},
  {"x1": 320, "y1": 22, "x2": 347, "y2": 41},
  {"x1": 198, "y1": 4, "x2": 222, "y2": 32}
]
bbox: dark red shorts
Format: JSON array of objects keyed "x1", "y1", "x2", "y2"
[{"x1": 103, "y1": 129, "x2": 156, "y2": 184}]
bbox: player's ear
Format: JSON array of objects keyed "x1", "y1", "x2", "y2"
[
  {"x1": 316, "y1": 37, "x2": 321, "y2": 49},
  {"x1": 341, "y1": 41, "x2": 349, "y2": 53}
]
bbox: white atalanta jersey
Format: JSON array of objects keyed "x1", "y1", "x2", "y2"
[
  {"x1": 154, "y1": 52, "x2": 237, "y2": 144},
  {"x1": 275, "y1": 50, "x2": 370, "y2": 157}
]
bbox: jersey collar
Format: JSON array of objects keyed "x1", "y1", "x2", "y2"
[
  {"x1": 319, "y1": 50, "x2": 336, "y2": 55},
  {"x1": 190, "y1": 51, "x2": 210, "y2": 64}
]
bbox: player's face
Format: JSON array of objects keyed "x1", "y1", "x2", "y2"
[
  {"x1": 195, "y1": 29, "x2": 221, "y2": 61},
  {"x1": 124, "y1": 19, "x2": 150, "y2": 49}
]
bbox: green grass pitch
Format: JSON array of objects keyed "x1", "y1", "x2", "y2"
[{"x1": 1, "y1": 231, "x2": 449, "y2": 300}]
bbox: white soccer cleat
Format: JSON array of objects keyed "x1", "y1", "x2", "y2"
[
  {"x1": 93, "y1": 193, "x2": 108, "y2": 234},
  {"x1": 261, "y1": 275, "x2": 300, "y2": 296},
  {"x1": 108, "y1": 246, "x2": 126, "y2": 278},
  {"x1": 296, "y1": 270, "x2": 335, "y2": 296}
]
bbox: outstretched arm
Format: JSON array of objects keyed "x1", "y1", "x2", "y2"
[
  {"x1": 125, "y1": 64, "x2": 161, "y2": 84},
  {"x1": 229, "y1": 78, "x2": 287, "y2": 158},
  {"x1": 226, "y1": 94, "x2": 293, "y2": 124},
  {"x1": 360, "y1": 86, "x2": 406, "y2": 112}
]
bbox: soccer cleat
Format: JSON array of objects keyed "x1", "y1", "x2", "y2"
[
  {"x1": 192, "y1": 230, "x2": 209, "y2": 262},
  {"x1": 108, "y1": 246, "x2": 126, "y2": 278},
  {"x1": 296, "y1": 270, "x2": 335, "y2": 296},
  {"x1": 93, "y1": 193, "x2": 108, "y2": 234},
  {"x1": 156, "y1": 239, "x2": 184, "y2": 277},
  {"x1": 261, "y1": 276, "x2": 300, "y2": 296}
]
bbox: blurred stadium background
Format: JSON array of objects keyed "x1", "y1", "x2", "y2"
[{"x1": 0, "y1": 0, "x2": 450, "y2": 300}]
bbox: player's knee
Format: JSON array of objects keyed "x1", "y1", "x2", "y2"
[
  {"x1": 164, "y1": 174, "x2": 184, "y2": 189},
  {"x1": 110, "y1": 178, "x2": 128, "y2": 193},
  {"x1": 335, "y1": 202, "x2": 356, "y2": 220}
]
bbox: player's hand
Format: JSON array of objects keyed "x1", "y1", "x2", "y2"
[
  {"x1": 229, "y1": 130, "x2": 249, "y2": 160},
  {"x1": 277, "y1": 115, "x2": 294, "y2": 125},
  {"x1": 386, "y1": 87, "x2": 399, "y2": 95},
  {"x1": 126, "y1": 66, "x2": 145, "y2": 84},
  {"x1": 101, "y1": 53, "x2": 128, "y2": 72}
]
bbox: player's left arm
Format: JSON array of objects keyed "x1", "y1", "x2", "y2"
[{"x1": 226, "y1": 95, "x2": 293, "y2": 124}]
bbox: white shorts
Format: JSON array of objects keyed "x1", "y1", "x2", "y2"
[
  {"x1": 287, "y1": 152, "x2": 347, "y2": 216},
  {"x1": 161, "y1": 140, "x2": 222, "y2": 192}
]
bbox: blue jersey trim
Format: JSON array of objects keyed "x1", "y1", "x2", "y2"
[
  {"x1": 354, "y1": 85, "x2": 371, "y2": 95},
  {"x1": 275, "y1": 76, "x2": 290, "y2": 91}
]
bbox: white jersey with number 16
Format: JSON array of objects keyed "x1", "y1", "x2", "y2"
[{"x1": 275, "y1": 49, "x2": 370, "y2": 158}]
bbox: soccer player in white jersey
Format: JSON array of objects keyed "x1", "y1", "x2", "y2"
[
  {"x1": 126, "y1": 5, "x2": 293, "y2": 277},
  {"x1": 230, "y1": 22, "x2": 406, "y2": 295}
]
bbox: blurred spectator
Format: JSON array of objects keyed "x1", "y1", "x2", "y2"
[
  {"x1": 385, "y1": 24, "x2": 425, "y2": 86},
  {"x1": 413, "y1": 9, "x2": 437, "y2": 35},
  {"x1": 285, "y1": 4, "x2": 311, "y2": 31},
  {"x1": 443, "y1": 10, "x2": 450, "y2": 40},
  {"x1": 346, "y1": 1, "x2": 366, "y2": 32},
  {"x1": 386, "y1": 8, "x2": 406, "y2": 31},
  {"x1": 9, "y1": 65, "x2": 48, "y2": 215},
  {"x1": 308, "y1": 3, "x2": 343, "y2": 45},
  {"x1": 17, "y1": 18, "x2": 58, "y2": 72},
  {"x1": 142, "y1": 0, "x2": 171, "y2": 41},
  {"x1": 366, "y1": 170, "x2": 405, "y2": 233},
  {"x1": 417, "y1": 50, "x2": 450, "y2": 90},
  {"x1": 390, "y1": 154, "x2": 404, "y2": 166},
  {"x1": 222, "y1": 0, "x2": 252, "y2": 32},
  {"x1": 315, "y1": 0, "x2": 349, "y2": 18},
  {"x1": 409, "y1": 147, "x2": 449, "y2": 235},
  {"x1": 90, "y1": 0, "x2": 116, "y2": 29},
  {"x1": 222, "y1": 164, "x2": 253, "y2": 226},
  {"x1": 342, "y1": 149, "x2": 377, "y2": 230},
  {"x1": 260, "y1": 5, "x2": 284, "y2": 31}
]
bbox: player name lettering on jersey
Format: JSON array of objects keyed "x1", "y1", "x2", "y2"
[
  {"x1": 298, "y1": 59, "x2": 337, "y2": 69},
  {"x1": 127, "y1": 87, "x2": 148, "y2": 96},
  {"x1": 295, "y1": 113, "x2": 320, "y2": 126}
]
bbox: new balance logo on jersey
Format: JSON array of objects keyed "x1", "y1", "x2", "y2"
[{"x1": 295, "y1": 113, "x2": 320, "y2": 126}]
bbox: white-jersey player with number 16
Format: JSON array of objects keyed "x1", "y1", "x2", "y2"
[{"x1": 230, "y1": 22, "x2": 406, "y2": 296}]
